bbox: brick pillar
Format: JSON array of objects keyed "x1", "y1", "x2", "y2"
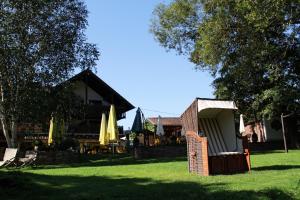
[{"x1": 201, "y1": 137, "x2": 209, "y2": 176}]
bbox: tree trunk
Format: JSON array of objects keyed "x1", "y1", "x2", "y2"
[
  {"x1": 11, "y1": 118, "x2": 17, "y2": 148},
  {"x1": 0, "y1": 82, "x2": 13, "y2": 148},
  {"x1": 1, "y1": 117, "x2": 12, "y2": 148}
]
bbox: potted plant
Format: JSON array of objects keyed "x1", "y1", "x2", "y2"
[{"x1": 33, "y1": 140, "x2": 42, "y2": 151}]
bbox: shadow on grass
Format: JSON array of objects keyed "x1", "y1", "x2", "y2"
[
  {"x1": 0, "y1": 170, "x2": 296, "y2": 200},
  {"x1": 31, "y1": 155, "x2": 188, "y2": 170},
  {"x1": 252, "y1": 165, "x2": 300, "y2": 171},
  {"x1": 250, "y1": 150, "x2": 287, "y2": 155}
]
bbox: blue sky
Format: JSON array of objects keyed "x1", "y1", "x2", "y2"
[{"x1": 85, "y1": 0, "x2": 214, "y2": 129}]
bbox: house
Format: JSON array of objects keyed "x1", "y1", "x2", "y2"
[
  {"x1": 2, "y1": 69, "x2": 134, "y2": 149},
  {"x1": 144, "y1": 117, "x2": 182, "y2": 145},
  {"x1": 245, "y1": 114, "x2": 300, "y2": 149},
  {"x1": 146, "y1": 117, "x2": 182, "y2": 137},
  {"x1": 64, "y1": 69, "x2": 134, "y2": 135},
  {"x1": 244, "y1": 119, "x2": 281, "y2": 143}
]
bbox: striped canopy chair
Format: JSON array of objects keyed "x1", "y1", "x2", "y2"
[{"x1": 181, "y1": 98, "x2": 250, "y2": 175}]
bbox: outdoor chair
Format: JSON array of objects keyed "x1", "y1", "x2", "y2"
[
  {"x1": 182, "y1": 98, "x2": 251, "y2": 175},
  {"x1": 18, "y1": 151, "x2": 37, "y2": 167},
  {"x1": 0, "y1": 148, "x2": 18, "y2": 167}
]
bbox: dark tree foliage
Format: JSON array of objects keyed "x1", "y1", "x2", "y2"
[
  {"x1": 151, "y1": 0, "x2": 300, "y2": 122},
  {"x1": 0, "y1": 0, "x2": 99, "y2": 147}
]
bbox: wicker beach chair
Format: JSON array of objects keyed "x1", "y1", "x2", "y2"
[{"x1": 182, "y1": 98, "x2": 251, "y2": 175}]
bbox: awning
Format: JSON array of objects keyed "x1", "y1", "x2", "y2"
[{"x1": 197, "y1": 99, "x2": 237, "y2": 117}]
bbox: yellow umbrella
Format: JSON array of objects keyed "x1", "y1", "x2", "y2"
[
  {"x1": 48, "y1": 117, "x2": 54, "y2": 146},
  {"x1": 99, "y1": 113, "x2": 108, "y2": 145},
  {"x1": 107, "y1": 104, "x2": 119, "y2": 141}
]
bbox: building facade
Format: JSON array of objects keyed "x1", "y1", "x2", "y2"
[{"x1": 0, "y1": 69, "x2": 134, "y2": 150}]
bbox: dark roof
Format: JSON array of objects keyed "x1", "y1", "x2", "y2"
[
  {"x1": 65, "y1": 69, "x2": 134, "y2": 113},
  {"x1": 147, "y1": 117, "x2": 182, "y2": 126}
]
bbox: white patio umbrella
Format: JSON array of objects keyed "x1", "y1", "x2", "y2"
[
  {"x1": 239, "y1": 114, "x2": 245, "y2": 135},
  {"x1": 156, "y1": 115, "x2": 165, "y2": 136},
  {"x1": 120, "y1": 136, "x2": 127, "y2": 141}
]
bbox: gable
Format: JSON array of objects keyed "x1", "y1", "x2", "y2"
[{"x1": 72, "y1": 81, "x2": 110, "y2": 107}]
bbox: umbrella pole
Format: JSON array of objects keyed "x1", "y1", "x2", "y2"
[{"x1": 281, "y1": 113, "x2": 288, "y2": 153}]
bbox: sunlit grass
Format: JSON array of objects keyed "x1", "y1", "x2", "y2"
[{"x1": 1, "y1": 150, "x2": 300, "y2": 200}]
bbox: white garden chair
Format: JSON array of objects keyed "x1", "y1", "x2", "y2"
[{"x1": 0, "y1": 148, "x2": 18, "y2": 167}]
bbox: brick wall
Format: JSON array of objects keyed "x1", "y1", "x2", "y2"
[
  {"x1": 35, "y1": 151, "x2": 80, "y2": 165},
  {"x1": 134, "y1": 145, "x2": 186, "y2": 159}
]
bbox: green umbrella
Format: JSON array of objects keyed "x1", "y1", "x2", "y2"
[{"x1": 131, "y1": 107, "x2": 144, "y2": 133}]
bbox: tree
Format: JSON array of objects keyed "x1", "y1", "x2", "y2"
[
  {"x1": 151, "y1": 0, "x2": 300, "y2": 122},
  {"x1": 144, "y1": 120, "x2": 155, "y2": 133},
  {"x1": 0, "y1": 0, "x2": 99, "y2": 147}
]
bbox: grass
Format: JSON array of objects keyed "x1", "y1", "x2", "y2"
[{"x1": 0, "y1": 150, "x2": 300, "y2": 200}]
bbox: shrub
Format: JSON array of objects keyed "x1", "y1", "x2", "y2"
[{"x1": 59, "y1": 137, "x2": 79, "y2": 151}]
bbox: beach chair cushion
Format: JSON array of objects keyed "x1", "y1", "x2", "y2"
[{"x1": 199, "y1": 118, "x2": 229, "y2": 156}]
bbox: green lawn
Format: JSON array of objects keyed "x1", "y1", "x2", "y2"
[{"x1": 1, "y1": 150, "x2": 300, "y2": 200}]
